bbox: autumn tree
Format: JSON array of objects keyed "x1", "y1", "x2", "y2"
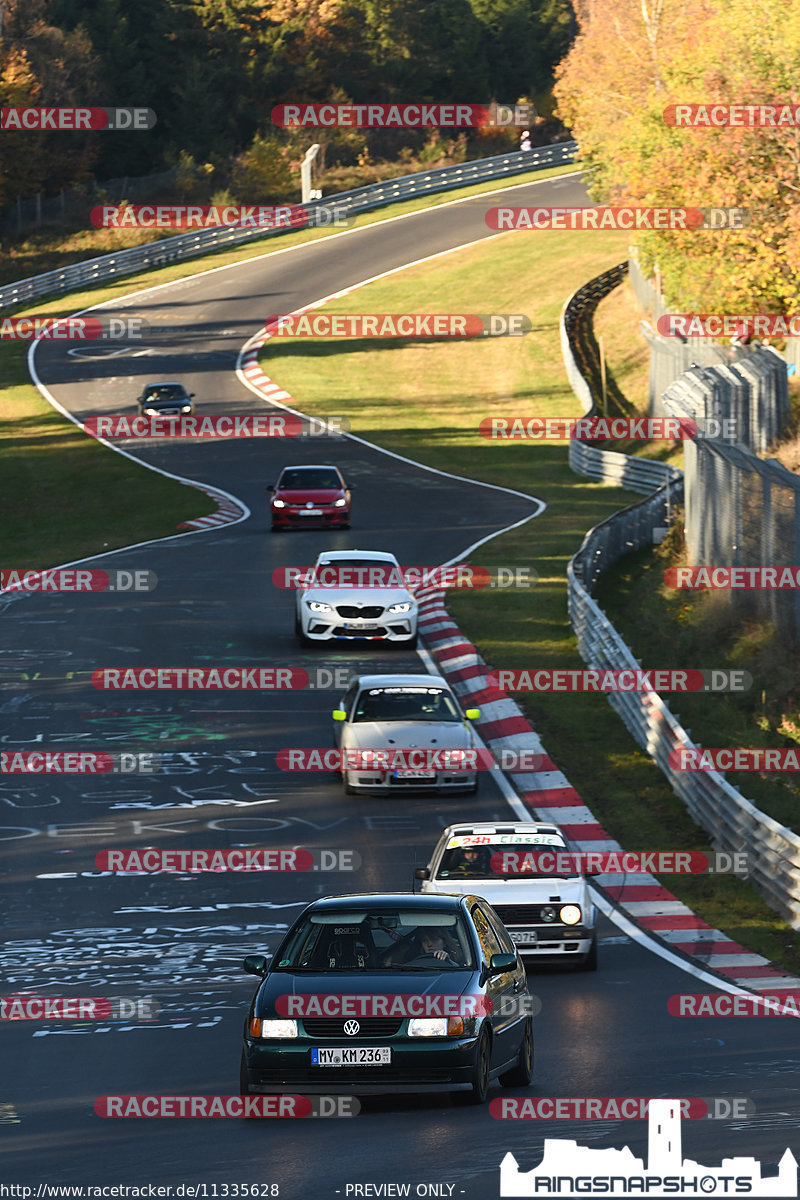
[{"x1": 554, "y1": 0, "x2": 800, "y2": 315}]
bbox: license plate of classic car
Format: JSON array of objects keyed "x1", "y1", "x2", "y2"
[
  {"x1": 311, "y1": 1047, "x2": 391, "y2": 1066},
  {"x1": 510, "y1": 930, "x2": 538, "y2": 945}
]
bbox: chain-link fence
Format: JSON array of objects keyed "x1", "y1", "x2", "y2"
[
  {"x1": 0, "y1": 168, "x2": 181, "y2": 236},
  {"x1": 661, "y1": 349, "x2": 797, "y2": 639},
  {"x1": 627, "y1": 252, "x2": 757, "y2": 416}
]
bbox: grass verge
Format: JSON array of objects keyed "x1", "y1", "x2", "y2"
[
  {"x1": 0, "y1": 162, "x2": 578, "y2": 569},
  {"x1": 256, "y1": 229, "x2": 800, "y2": 974}
]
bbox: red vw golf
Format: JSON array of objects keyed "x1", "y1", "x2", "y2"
[{"x1": 267, "y1": 464, "x2": 353, "y2": 531}]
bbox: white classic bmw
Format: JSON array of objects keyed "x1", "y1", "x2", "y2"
[
  {"x1": 332, "y1": 673, "x2": 481, "y2": 795},
  {"x1": 416, "y1": 822, "x2": 598, "y2": 969},
  {"x1": 295, "y1": 549, "x2": 418, "y2": 646}
]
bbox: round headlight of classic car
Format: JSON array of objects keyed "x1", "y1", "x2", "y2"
[{"x1": 559, "y1": 904, "x2": 582, "y2": 926}]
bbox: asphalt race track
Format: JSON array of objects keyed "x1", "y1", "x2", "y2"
[{"x1": 3, "y1": 173, "x2": 799, "y2": 1197}]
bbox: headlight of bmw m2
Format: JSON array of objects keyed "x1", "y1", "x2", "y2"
[
  {"x1": 387, "y1": 601, "x2": 412, "y2": 614},
  {"x1": 307, "y1": 601, "x2": 333, "y2": 613}
]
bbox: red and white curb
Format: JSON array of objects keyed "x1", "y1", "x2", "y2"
[
  {"x1": 177, "y1": 482, "x2": 247, "y2": 530},
  {"x1": 415, "y1": 585, "x2": 800, "y2": 993}
]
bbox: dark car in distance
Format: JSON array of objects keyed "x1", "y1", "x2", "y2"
[
  {"x1": 239, "y1": 892, "x2": 534, "y2": 1104},
  {"x1": 267, "y1": 464, "x2": 352, "y2": 530},
  {"x1": 137, "y1": 381, "x2": 195, "y2": 416}
]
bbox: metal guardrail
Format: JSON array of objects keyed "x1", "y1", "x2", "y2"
[
  {"x1": 0, "y1": 141, "x2": 577, "y2": 312},
  {"x1": 561, "y1": 265, "x2": 681, "y2": 493},
  {"x1": 562, "y1": 265, "x2": 800, "y2": 928}
]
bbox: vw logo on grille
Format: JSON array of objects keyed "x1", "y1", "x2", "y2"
[
  {"x1": 343, "y1": 1019, "x2": 360, "y2": 1036},
  {"x1": 306, "y1": 501, "x2": 314, "y2": 508}
]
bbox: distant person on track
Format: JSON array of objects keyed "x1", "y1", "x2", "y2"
[{"x1": 519, "y1": 130, "x2": 532, "y2": 152}]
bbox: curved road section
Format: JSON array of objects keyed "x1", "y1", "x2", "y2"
[{"x1": 2, "y1": 174, "x2": 796, "y2": 1195}]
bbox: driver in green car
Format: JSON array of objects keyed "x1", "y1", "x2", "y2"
[
  {"x1": 382, "y1": 924, "x2": 463, "y2": 967},
  {"x1": 419, "y1": 927, "x2": 461, "y2": 963}
]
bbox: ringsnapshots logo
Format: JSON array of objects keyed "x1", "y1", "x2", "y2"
[
  {"x1": 95, "y1": 1095, "x2": 359, "y2": 1118},
  {"x1": 1, "y1": 751, "x2": 160, "y2": 775},
  {"x1": 485, "y1": 206, "x2": 749, "y2": 231},
  {"x1": 271, "y1": 102, "x2": 536, "y2": 128},
  {"x1": 1, "y1": 995, "x2": 159, "y2": 1021},
  {"x1": 0, "y1": 315, "x2": 149, "y2": 341},
  {"x1": 664, "y1": 103, "x2": 800, "y2": 128},
  {"x1": 84, "y1": 414, "x2": 349, "y2": 440},
  {"x1": 90, "y1": 203, "x2": 351, "y2": 229},
  {"x1": 0, "y1": 107, "x2": 156, "y2": 131},
  {"x1": 95, "y1": 848, "x2": 360, "y2": 872},
  {"x1": 1, "y1": 568, "x2": 156, "y2": 594},
  {"x1": 265, "y1": 314, "x2": 531, "y2": 338},
  {"x1": 497, "y1": 1099, "x2": 793, "y2": 1197},
  {"x1": 488, "y1": 668, "x2": 752, "y2": 693},
  {"x1": 658, "y1": 314, "x2": 800, "y2": 338}
]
